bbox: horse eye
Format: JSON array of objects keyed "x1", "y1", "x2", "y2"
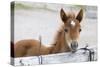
[
  {"x1": 64, "y1": 29, "x2": 68, "y2": 32},
  {"x1": 79, "y1": 29, "x2": 82, "y2": 32}
]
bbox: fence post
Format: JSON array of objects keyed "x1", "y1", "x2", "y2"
[{"x1": 38, "y1": 35, "x2": 43, "y2": 64}]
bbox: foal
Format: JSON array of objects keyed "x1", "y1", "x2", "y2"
[{"x1": 14, "y1": 8, "x2": 83, "y2": 57}]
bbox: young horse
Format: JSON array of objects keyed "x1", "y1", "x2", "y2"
[{"x1": 14, "y1": 8, "x2": 83, "y2": 57}]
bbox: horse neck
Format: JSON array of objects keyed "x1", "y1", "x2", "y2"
[{"x1": 52, "y1": 29, "x2": 71, "y2": 53}]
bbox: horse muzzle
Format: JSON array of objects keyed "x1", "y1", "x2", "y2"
[{"x1": 71, "y1": 41, "x2": 78, "y2": 52}]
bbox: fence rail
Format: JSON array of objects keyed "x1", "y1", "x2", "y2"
[{"x1": 13, "y1": 48, "x2": 97, "y2": 66}]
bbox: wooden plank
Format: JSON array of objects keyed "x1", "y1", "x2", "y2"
[{"x1": 13, "y1": 49, "x2": 97, "y2": 66}]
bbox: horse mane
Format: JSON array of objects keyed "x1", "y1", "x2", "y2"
[
  {"x1": 67, "y1": 12, "x2": 75, "y2": 18},
  {"x1": 51, "y1": 24, "x2": 64, "y2": 46}
]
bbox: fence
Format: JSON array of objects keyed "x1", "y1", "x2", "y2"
[{"x1": 12, "y1": 36, "x2": 97, "y2": 66}]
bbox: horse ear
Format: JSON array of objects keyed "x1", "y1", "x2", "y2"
[
  {"x1": 60, "y1": 8, "x2": 68, "y2": 23},
  {"x1": 76, "y1": 9, "x2": 83, "y2": 22}
]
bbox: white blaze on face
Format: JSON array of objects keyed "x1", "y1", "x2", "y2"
[{"x1": 71, "y1": 21, "x2": 76, "y2": 27}]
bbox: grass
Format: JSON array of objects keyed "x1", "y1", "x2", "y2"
[
  {"x1": 15, "y1": 3, "x2": 33, "y2": 10},
  {"x1": 11, "y1": 3, "x2": 57, "y2": 12},
  {"x1": 11, "y1": 3, "x2": 87, "y2": 12}
]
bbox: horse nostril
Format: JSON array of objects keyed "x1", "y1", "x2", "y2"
[{"x1": 71, "y1": 41, "x2": 78, "y2": 50}]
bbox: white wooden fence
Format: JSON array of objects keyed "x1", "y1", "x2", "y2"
[{"x1": 11, "y1": 48, "x2": 97, "y2": 66}]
